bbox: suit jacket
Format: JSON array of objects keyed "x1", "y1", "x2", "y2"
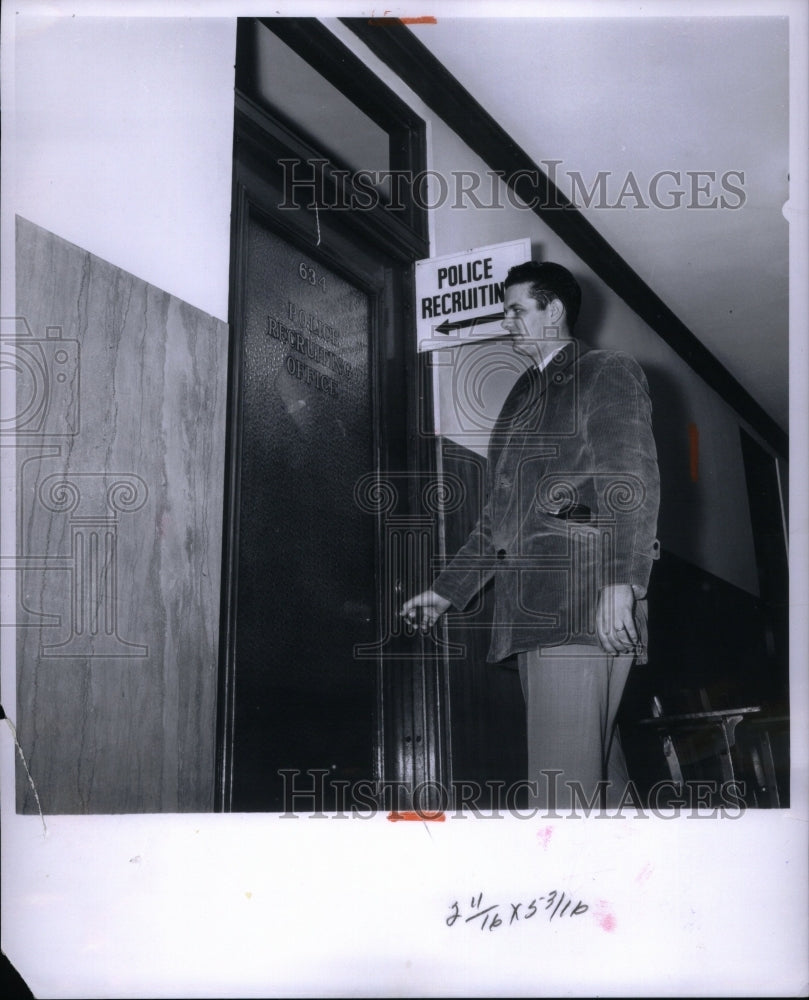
[{"x1": 433, "y1": 340, "x2": 660, "y2": 663}]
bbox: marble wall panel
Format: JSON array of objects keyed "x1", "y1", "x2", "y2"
[{"x1": 11, "y1": 217, "x2": 228, "y2": 813}]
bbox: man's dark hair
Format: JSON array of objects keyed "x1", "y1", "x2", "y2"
[{"x1": 504, "y1": 261, "x2": 582, "y2": 332}]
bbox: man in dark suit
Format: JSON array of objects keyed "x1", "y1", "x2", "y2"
[{"x1": 402, "y1": 261, "x2": 660, "y2": 809}]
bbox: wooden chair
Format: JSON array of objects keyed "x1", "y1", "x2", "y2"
[{"x1": 637, "y1": 690, "x2": 785, "y2": 807}]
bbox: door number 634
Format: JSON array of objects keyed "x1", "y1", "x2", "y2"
[{"x1": 298, "y1": 262, "x2": 326, "y2": 292}]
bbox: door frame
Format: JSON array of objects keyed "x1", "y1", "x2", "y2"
[{"x1": 215, "y1": 20, "x2": 443, "y2": 812}]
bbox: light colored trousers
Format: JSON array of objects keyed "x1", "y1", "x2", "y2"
[{"x1": 518, "y1": 644, "x2": 633, "y2": 810}]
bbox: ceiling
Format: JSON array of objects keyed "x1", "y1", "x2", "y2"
[{"x1": 407, "y1": 16, "x2": 790, "y2": 432}]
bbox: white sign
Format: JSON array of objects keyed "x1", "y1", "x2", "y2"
[{"x1": 415, "y1": 237, "x2": 532, "y2": 351}]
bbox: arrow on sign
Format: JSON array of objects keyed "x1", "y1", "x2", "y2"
[{"x1": 433, "y1": 312, "x2": 503, "y2": 336}]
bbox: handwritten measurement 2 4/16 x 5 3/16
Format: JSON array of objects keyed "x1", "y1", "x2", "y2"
[{"x1": 446, "y1": 891, "x2": 590, "y2": 931}]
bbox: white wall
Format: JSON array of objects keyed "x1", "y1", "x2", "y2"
[{"x1": 12, "y1": 14, "x2": 236, "y2": 322}]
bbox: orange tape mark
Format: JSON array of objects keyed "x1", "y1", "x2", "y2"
[
  {"x1": 368, "y1": 17, "x2": 437, "y2": 26},
  {"x1": 387, "y1": 811, "x2": 446, "y2": 822},
  {"x1": 688, "y1": 423, "x2": 699, "y2": 482}
]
